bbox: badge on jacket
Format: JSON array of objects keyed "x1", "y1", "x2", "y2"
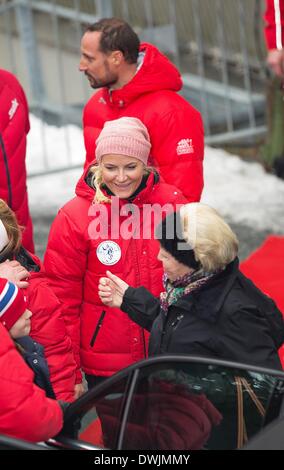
[{"x1": 96, "y1": 241, "x2": 122, "y2": 265}]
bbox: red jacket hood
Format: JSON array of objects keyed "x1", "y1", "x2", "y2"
[
  {"x1": 76, "y1": 165, "x2": 95, "y2": 202},
  {"x1": 101, "y1": 43, "x2": 182, "y2": 107}
]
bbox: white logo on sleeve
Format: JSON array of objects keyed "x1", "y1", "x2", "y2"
[
  {"x1": 96, "y1": 241, "x2": 122, "y2": 265},
  {"x1": 8, "y1": 98, "x2": 19, "y2": 120},
  {"x1": 176, "y1": 139, "x2": 194, "y2": 156}
]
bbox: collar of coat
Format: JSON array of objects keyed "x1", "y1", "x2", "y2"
[
  {"x1": 175, "y1": 258, "x2": 240, "y2": 323},
  {"x1": 100, "y1": 42, "x2": 182, "y2": 108}
]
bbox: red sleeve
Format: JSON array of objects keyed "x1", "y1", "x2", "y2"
[
  {"x1": 0, "y1": 69, "x2": 30, "y2": 133},
  {"x1": 44, "y1": 207, "x2": 88, "y2": 384},
  {"x1": 27, "y1": 275, "x2": 77, "y2": 402},
  {"x1": 0, "y1": 324, "x2": 63, "y2": 442},
  {"x1": 264, "y1": 0, "x2": 284, "y2": 49},
  {"x1": 150, "y1": 105, "x2": 204, "y2": 202}
]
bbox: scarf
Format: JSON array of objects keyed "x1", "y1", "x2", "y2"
[{"x1": 160, "y1": 269, "x2": 216, "y2": 314}]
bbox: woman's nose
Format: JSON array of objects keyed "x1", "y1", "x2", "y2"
[{"x1": 116, "y1": 171, "x2": 127, "y2": 182}]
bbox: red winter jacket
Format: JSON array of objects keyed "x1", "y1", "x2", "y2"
[
  {"x1": 0, "y1": 322, "x2": 63, "y2": 442},
  {"x1": 24, "y1": 252, "x2": 77, "y2": 401},
  {"x1": 0, "y1": 69, "x2": 34, "y2": 252},
  {"x1": 264, "y1": 0, "x2": 284, "y2": 49},
  {"x1": 44, "y1": 170, "x2": 187, "y2": 379},
  {"x1": 83, "y1": 43, "x2": 204, "y2": 202}
]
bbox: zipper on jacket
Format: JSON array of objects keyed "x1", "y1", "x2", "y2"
[
  {"x1": 90, "y1": 310, "x2": 106, "y2": 347},
  {"x1": 0, "y1": 132, "x2": 12, "y2": 207},
  {"x1": 160, "y1": 313, "x2": 184, "y2": 353},
  {"x1": 129, "y1": 236, "x2": 146, "y2": 357},
  {"x1": 171, "y1": 313, "x2": 184, "y2": 330}
]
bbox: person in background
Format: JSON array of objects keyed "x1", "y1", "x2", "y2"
[
  {"x1": 0, "y1": 278, "x2": 55, "y2": 399},
  {"x1": 44, "y1": 116, "x2": 187, "y2": 391},
  {"x1": 264, "y1": 0, "x2": 284, "y2": 78},
  {"x1": 0, "y1": 69, "x2": 34, "y2": 252},
  {"x1": 99, "y1": 203, "x2": 284, "y2": 370},
  {"x1": 0, "y1": 199, "x2": 77, "y2": 401},
  {"x1": 262, "y1": 0, "x2": 284, "y2": 178},
  {"x1": 0, "y1": 320, "x2": 63, "y2": 442},
  {"x1": 79, "y1": 17, "x2": 204, "y2": 202}
]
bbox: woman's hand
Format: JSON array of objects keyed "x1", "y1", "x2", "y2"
[
  {"x1": 98, "y1": 270, "x2": 129, "y2": 309},
  {"x1": 0, "y1": 260, "x2": 30, "y2": 288},
  {"x1": 74, "y1": 383, "x2": 85, "y2": 400}
]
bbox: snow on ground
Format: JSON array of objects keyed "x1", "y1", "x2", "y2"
[
  {"x1": 27, "y1": 115, "x2": 84, "y2": 214},
  {"x1": 202, "y1": 147, "x2": 284, "y2": 233},
  {"x1": 27, "y1": 114, "x2": 284, "y2": 235},
  {"x1": 27, "y1": 115, "x2": 84, "y2": 174}
]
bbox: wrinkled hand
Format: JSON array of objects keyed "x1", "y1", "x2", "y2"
[
  {"x1": 98, "y1": 271, "x2": 129, "y2": 309},
  {"x1": 0, "y1": 260, "x2": 30, "y2": 288},
  {"x1": 74, "y1": 383, "x2": 85, "y2": 400},
  {"x1": 267, "y1": 49, "x2": 284, "y2": 78}
]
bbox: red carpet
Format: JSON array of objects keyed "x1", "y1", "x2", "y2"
[
  {"x1": 240, "y1": 236, "x2": 284, "y2": 367},
  {"x1": 79, "y1": 417, "x2": 104, "y2": 447}
]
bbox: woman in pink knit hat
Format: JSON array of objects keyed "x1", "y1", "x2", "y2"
[{"x1": 44, "y1": 116, "x2": 187, "y2": 394}]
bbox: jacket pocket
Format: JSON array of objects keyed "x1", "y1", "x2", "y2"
[{"x1": 90, "y1": 310, "x2": 106, "y2": 347}]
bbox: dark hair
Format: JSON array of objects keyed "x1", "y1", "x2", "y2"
[
  {"x1": 85, "y1": 18, "x2": 140, "y2": 64},
  {"x1": 0, "y1": 199, "x2": 22, "y2": 261}
]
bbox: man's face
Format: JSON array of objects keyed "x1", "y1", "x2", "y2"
[{"x1": 79, "y1": 31, "x2": 118, "y2": 89}]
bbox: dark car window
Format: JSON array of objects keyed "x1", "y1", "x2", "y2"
[
  {"x1": 120, "y1": 363, "x2": 284, "y2": 450},
  {"x1": 60, "y1": 357, "x2": 284, "y2": 450},
  {"x1": 73, "y1": 376, "x2": 129, "y2": 448}
]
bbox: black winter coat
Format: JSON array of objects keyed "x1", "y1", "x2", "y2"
[
  {"x1": 121, "y1": 258, "x2": 284, "y2": 370},
  {"x1": 16, "y1": 336, "x2": 56, "y2": 399}
]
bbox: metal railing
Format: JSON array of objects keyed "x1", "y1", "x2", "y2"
[{"x1": 0, "y1": 0, "x2": 268, "y2": 175}]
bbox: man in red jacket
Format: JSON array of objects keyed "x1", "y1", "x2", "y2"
[
  {"x1": 264, "y1": 0, "x2": 284, "y2": 78},
  {"x1": 79, "y1": 18, "x2": 204, "y2": 202},
  {"x1": 0, "y1": 69, "x2": 34, "y2": 252}
]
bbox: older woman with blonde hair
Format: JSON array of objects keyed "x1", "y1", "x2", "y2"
[{"x1": 99, "y1": 202, "x2": 284, "y2": 370}]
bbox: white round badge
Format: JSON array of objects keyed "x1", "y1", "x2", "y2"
[{"x1": 96, "y1": 241, "x2": 122, "y2": 266}]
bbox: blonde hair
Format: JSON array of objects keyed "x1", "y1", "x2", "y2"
[
  {"x1": 0, "y1": 199, "x2": 22, "y2": 258},
  {"x1": 89, "y1": 163, "x2": 156, "y2": 204},
  {"x1": 180, "y1": 203, "x2": 239, "y2": 272}
]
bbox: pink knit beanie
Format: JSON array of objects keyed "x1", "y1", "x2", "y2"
[{"x1": 95, "y1": 117, "x2": 151, "y2": 165}]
